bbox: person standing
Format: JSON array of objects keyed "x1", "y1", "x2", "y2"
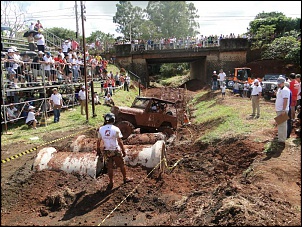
[
  {"x1": 288, "y1": 73, "x2": 299, "y2": 120},
  {"x1": 49, "y1": 88, "x2": 63, "y2": 123},
  {"x1": 211, "y1": 71, "x2": 218, "y2": 90},
  {"x1": 250, "y1": 79, "x2": 262, "y2": 118},
  {"x1": 221, "y1": 82, "x2": 226, "y2": 99},
  {"x1": 242, "y1": 81, "x2": 250, "y2": 98},
  {"x1": 78, "y1": 86, "x2": 86, "y2": 115},
  {"x1": 96, "y1": 113, "x2": 133, "y2": 190},
  {"x1": 218, "y1": 69, "x2": 226, "y2": 88},
  {"x1": 124, "y1": 74, "x2": 130, "y2": 91},
  {"x1": 34, "y1": 29, "x2": 45, "y2": 53},
  {"x1": 27, "y1": 33, "x2": 35, "y2": 51},
  {"x1": 275, "y1": 77, "x2": 290, "y2": 145}
]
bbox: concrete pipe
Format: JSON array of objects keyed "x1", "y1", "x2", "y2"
[
  {"x1": 32, "y1": 147, "x2": 103, "y2": 178},
  {"x1": 124, "y1": 140, "x2": 166, "y2": 168},
  {"x1": 123, "y1": 132, "x2": 166, "y2": 145}
]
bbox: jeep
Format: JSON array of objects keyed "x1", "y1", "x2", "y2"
[
  {"x1": 261, "y1": 74, "x2": 286, "y2": 100},
  {"x1": 110, "y1": 96, "x2": 178, "y2": 139}
]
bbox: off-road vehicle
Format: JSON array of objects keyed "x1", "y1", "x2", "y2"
[
  {"x1": 110, "y1": 96, "x2": 178, "y2": 139},
  {"x1": 261, "y1": 74, "x2": 286, "y2": 100}
]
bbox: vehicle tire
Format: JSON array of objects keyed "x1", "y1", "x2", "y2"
[
  {"x1": 227, "y1": 80, "x2": 234, "y2": 88},
  {"x1": 158, "y1": 126, "x2": 174, "y2": 138},
  {"x1": 115, "y1": 121, "x2": 134, "y2": 139},
  {"x1": 264, "y1": 95, "x2": 271, "y2": 101}
]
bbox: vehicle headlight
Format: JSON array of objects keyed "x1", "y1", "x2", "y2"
[{"x1": 271, "y1": 84, "x2": 276, "y2": 90}]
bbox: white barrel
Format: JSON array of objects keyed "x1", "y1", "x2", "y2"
[
  {"x1": 33, "y1": 147, "x2": 103, "y2": 178},
  {"x1": 124, "y1": 140, "x2": 165, "y2": 168}
]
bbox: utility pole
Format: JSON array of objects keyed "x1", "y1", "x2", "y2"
[
  {"x1": 81, "y1": 0, "x2": 88, "y2": 122},
  {"x1": 75, "y1": 1, "x2": 79, "y2": 40}
]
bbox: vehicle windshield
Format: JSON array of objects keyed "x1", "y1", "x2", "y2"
[
  {"x1": 131, "y1": 98, "x2": 150, "y2": 109},
  {"x1": 237, "y1": 69, "x2": 251, "y2": 81}
]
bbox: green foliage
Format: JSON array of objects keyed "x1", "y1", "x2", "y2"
[
  {"x1": 249, "y1": 11, "x2": 301, "y2": 65},
  {"x1": 46, "y1": 27, "x2": 77, "y2": 41},
  {"x1": 113, "y1": 1, "x2": 200, "y2": 39},
  {"x1": 146, "y1": 1, "x2": 199, "y2": 38},
  {"x1": 113, "y1": 1, "x2": 144, "y2": 40},
  {"x1": 261, "y1": 36, "x2": 301, "y2": 64},
  {"x1": 159, "y1": 63, "x2": 189, "y2": 78}
]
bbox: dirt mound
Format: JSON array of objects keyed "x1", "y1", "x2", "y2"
[{"x1": 179, "y1": 79, "x2": 209, "y2": 91}]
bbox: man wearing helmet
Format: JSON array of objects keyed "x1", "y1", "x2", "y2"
[{"x1": 97, "y1": 113, "x2": 133, "y2": 190}]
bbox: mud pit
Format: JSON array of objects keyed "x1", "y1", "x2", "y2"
[{"x1": 1, "y1": 82, "x2": 301, "y2": 226}]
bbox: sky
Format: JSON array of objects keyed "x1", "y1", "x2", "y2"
[{"x1": 18, "y1": 1, "x2": 301, "y2": 38}]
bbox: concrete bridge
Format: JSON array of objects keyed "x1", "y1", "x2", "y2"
[{"x1": 114, "y1": 38, "x2": 250, "y2": 87}]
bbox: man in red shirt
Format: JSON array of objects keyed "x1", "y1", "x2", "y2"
[
  {"x1": 289, "y1": 73, "x2": 299, "y2": 120},
  {"x1": 71, "y1": 39, "x2": 80, "y2": 51}
]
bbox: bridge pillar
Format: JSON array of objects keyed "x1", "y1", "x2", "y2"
[{"x1": 190, "y1": 58, "x2": 206, "y2": 84}]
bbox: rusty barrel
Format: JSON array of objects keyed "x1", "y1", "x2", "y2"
[
  {"x1": 124, "y1": 140, "x2": 166, "y2": 168},
  {"x1": 32, "y1": 147, "x2": 103, "y2": 178},
  {"x1": 70, "y1": 135, "x2": 98, "y2": 152},
  {"x1": 123, "y1": 132, "x2": 166, "y2": 145}
]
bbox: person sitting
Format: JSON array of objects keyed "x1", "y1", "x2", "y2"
[
  {"x1": 6, "y1": 103, "x2": 20, "y2": 123},
  {"x1": 93, "y1": 92, "x2": 101, "y2": 105},
  {"x1": 104, "y1": 93, "x2": 114, "y2": 106},
  {"x1": 25, "y1": 106, "x2": 40, "y2": 129}
]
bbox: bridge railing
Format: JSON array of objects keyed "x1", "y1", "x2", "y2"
[{"x1": 129, "y1": 39, "x2": 222, "y2": 52}]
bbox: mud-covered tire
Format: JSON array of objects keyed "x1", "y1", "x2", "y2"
[
  {"x1": 158, "y1": 126, "x2": 174, "y2": 138},
  {"x1": 115, "y1": 121, "x2": 135, "y2": 139}
]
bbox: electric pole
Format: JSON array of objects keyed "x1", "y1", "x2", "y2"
[
  {"x1": 81, "y1": 0, "x2": 88, "y2": 122},
  {"x1": 75, "y1": 1, "x2": 79, "y2": 40}
]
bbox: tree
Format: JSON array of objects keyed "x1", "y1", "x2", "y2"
[
  {"x1": 261, "y1": 36, "x2": 300, "y2": 65},
  {"x1": 113, "y1": 1, "x2": 144, "y2": 41},
  {"x1": 1, "y1": 1, "x2": 27, "y2": 37},
  {"x1": 145, "y1": 1, "x2": 199, "y2": 38},
  {"x1": 46, "y1": 27, "x2": 77, "y2": 41}
]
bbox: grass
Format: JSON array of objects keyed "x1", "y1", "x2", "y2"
[{"x1": 190, "y1": 90, "x2": 277, "y2": 143}]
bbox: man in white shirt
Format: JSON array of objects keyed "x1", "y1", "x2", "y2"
[
  {"x1": 250, "y1": 79, "x2": 262, "y2": 118},
  {"x1": 78, "y1": 86, "x2": 87, "y2": 115},
  {"x1": 218, "y1": 69, "x2": 226, "y2": 88},
  {"x1": 43, "y1": 52, "x2": 53, "y2": 83},
  {"x1": 96, "y1": 113, "x2": 133, "y2": 190},
  {"x1": 34, "y1": 29, "x2": 45, "y2": 52},
  {"x1": 49, "y1": 88, "x2": 63, "y2": 123},
  {"x1": 275, "y1": 77, "x2": 290, "y2": 144}
]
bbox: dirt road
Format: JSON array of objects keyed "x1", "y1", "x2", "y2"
[{"x1": 1, "y1": 84, "x2": 301, "y2": 226}]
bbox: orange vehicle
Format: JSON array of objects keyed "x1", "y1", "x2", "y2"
[{"x1": 226, "y1": 67, "x2": 261, "y2": 89}]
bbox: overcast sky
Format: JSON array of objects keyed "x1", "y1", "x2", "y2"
[{"x1": 21, "y1": 1, "x2": 301, "y2": 38}]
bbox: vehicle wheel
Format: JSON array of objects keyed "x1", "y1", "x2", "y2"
[
  {"x1": 264, "y1": 95, "x2": 271, "y2": 101},
  {"x1": 158, "y1": 126, "x2": 174, "y2": 138},
  {"x1": 115, "y1": 121, "x2": 134, "y2": 139},
  {"x1": 227, "y1": 80, "x2": 234, "y2": 88}
]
